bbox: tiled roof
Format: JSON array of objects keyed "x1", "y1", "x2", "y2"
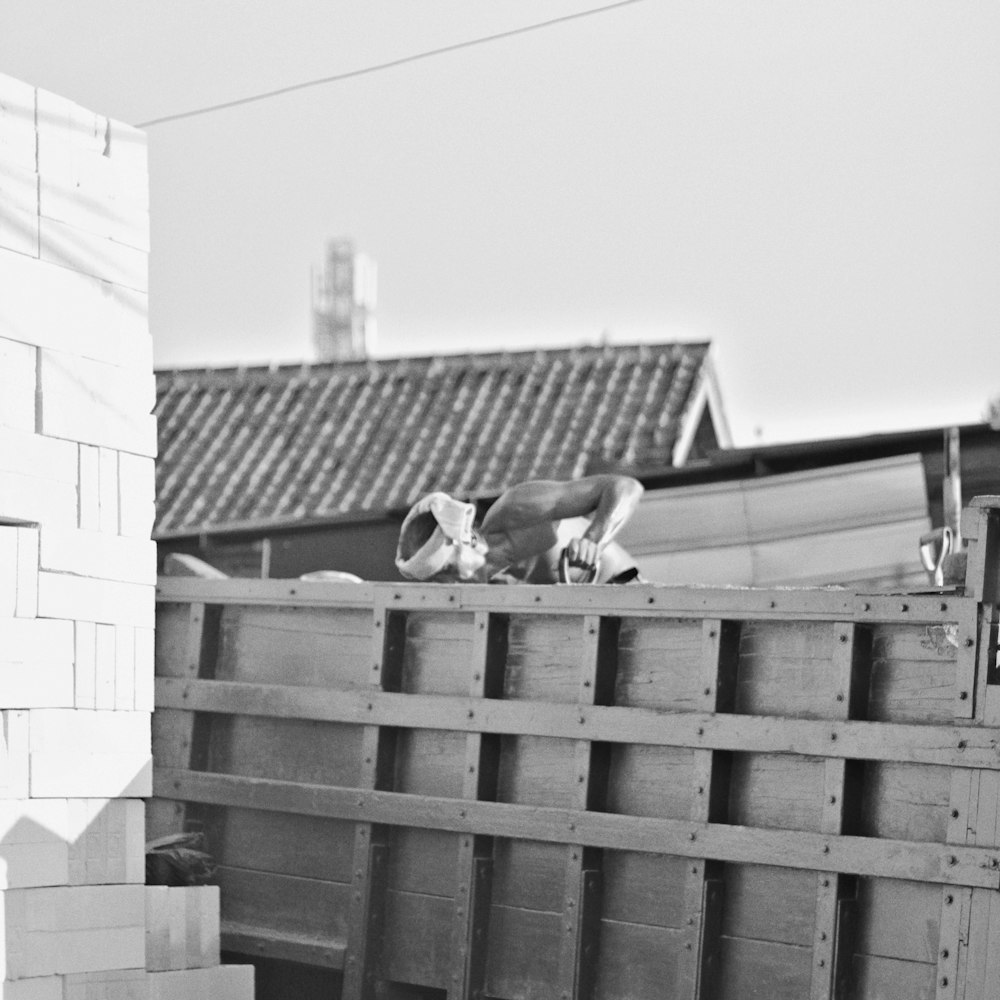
[{"x1": 153, "y1": 342, "x2": 711, "y2": 537}]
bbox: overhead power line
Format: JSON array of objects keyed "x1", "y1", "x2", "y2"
[{"x1": 136, "y1": 0, "x2": 646, "y2": 128}]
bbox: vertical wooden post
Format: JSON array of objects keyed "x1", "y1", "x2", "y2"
[
  {"x1": 678, "y1": 618, "x2": 739, "y2": 999},
  {"x1": 809, "y1": 622, "x2": 868, "y2": 1000},
  {"x1": 449, "y1": 611, "x2": 506, "y2": 1000},
  {"x1": 961, "y1": 498, "x2": 1000, "y2": 726},
  {"x1": 939, "y1": 644, "x2": 1000, "y2": 998},
  {"x1": 557, "y1": 614, "x2": 617, "y2": 1000},
  {"x1": 149, "y1": 602, "x2": 221, "y2": 837},
  {"x1": 342, "y1": 600, "x2": 404, "y2": 1000}
]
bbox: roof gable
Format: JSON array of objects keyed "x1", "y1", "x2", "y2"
[{"x1": 154, "y1": 342, "x2": 713, "y2": 537}]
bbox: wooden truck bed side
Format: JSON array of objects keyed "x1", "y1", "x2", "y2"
[{"x1": 149, "y1": 499, "x2": 1000, "y2": 1000}]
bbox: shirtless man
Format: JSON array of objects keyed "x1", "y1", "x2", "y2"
[{"x1": 395, "y1": 474, "x2": 644, "y2": 584}]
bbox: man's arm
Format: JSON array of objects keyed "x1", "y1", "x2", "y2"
[{"x1": 481, "y1": 475, "x2": 643, "y2": 568}]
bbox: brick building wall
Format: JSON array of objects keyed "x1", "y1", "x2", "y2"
[{"x1": 0, "y1": 73, "x2": 252, "y2": 998}]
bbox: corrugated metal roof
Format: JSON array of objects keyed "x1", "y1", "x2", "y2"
[{"x1": 153, "y1": 342, "x2": 711, "y2": 537}]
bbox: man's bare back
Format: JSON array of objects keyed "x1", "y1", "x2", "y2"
[{"x1": 395, "y1": 475, "x2": 643, "y2": 584}]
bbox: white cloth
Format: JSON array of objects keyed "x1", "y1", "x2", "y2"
[{"x1": 395, "y1": 492, "x2": 476, "y2": 580}]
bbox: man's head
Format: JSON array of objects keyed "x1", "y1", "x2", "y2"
[{"x1": 395, "y1": 492, "x2": 488, "y2": 582}]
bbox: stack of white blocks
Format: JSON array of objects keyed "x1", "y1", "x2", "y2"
[{"x1": 0, "y1": 73, "x2": 252, "y2": 998}]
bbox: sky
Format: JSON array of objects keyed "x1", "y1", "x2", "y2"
[{"x1": 1, "y1": 1, "x2": 998, "y2": 446}]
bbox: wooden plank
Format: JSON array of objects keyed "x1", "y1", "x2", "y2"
[
  {"x1": 952, "y1": 601, "x2": 979, "y2": 720},
  {"x1": 214, "y1": 864, "x2": 350, "y2": 947},
  {"x1": 153, "y1": 771, "x2": 1000, "y2": 888},
  {"x1": 854, "y1": 877, "x2": 941, "y2": 963},
  {"x1": 449, "y1": 611, "x2": 504, "y2": 1000},
  {"x1": 401, "y1": 610, "x2": 474, "y2": 696},
  {"x1": 811, "y1": 623, "x2": 868, "y2": 1000},
  {"x1": 156, "y1": 575, "x2": 969, "y2": 625},
  {"x1": 860, "y1": 761, "x2": 951, "y2": 842},
  {"x1": 156, "y1": 576, "x2": 376, "y2": 607},
  {"x1": 727, "y1": 753, "x2": 826, "y2": 830},
  {"x1": 721, "y1": 865, "x2": 817, "y2": 946},
  {"x1": 851, "y1": 953, "x2": 937, "y2": 1000},
  {"x1": 679, "y1": 619, "x2": 737, "y2": 999},
  {"x1": 221, "y1": 921, "x2": 346, "y2": 968},
  {"x1": 341, "y1": 601, "x2": 404, "y2": 1000},
  {"x1": 962, "y1": 501, "x2": 1000, "y2": 603},
  {"x1": 593, "y1": 920, "x2": 684, "y2": 1000},
  {"x1": 614, "y1": 617, "x2": 704, "y2": 711},
  {"x1": 485, "y1": 905, "x2": 562, "y2": 999},
  {"x1": 214, "y1": 604, "x2": 372, "y2": 689},
  {"x1": 378, "y1": 890, "x2": 453, "y2": 989},
  {"x1": 215, "y1": 806, "x2": 355, "y2": 881},
  {"x1": 150, "y1": 602, "x2": 219, "y2": 842},
  {"x1": 558, "y1": 615, "x2": 615, "y2": 1000},
  {"x1": 716, "y1": 935, "x2": 813, "y2": 1000},
  {"x1": 938, "y1": 768, "x2": 1000, "y2": 999},
  {"x1": 154, "y1": 677, "x2": 1000, "y2": 769},
  {"x1": 600, "y1": 852, "x2": 690, "y2": 928}
]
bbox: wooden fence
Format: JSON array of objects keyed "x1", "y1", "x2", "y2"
[{"x1": 149, "y1": 499, "x2": 1000, "y2": 1000}]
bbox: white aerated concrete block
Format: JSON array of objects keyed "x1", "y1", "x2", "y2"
[
  {"x1": 145, "y1": 887, "x2": 220, "y2": 972},
  {"x1": 0, "y1": 530, "x2": 16, "y2": 617},
  {"x1": 114, "y1": 627, "x2": 136, "y2": 712},
  {"x1": 94, "y1": 625, "x2": 116, "y2": 712},
  {"x1": 0, "y1": 429, "x2": 78, "y2": 528},
  {"x1": 0, "y1": 339, "x2": 36, "y2": 432},
  {"x1": 116, "y1": 454, "x2": 155, "y2": 540},
  {"x1": 39, "y1": 528, "x2": 156, "y2": 586},
  {"x1": 73, "y1": 622, "x2": 97, "y2": 710},
  {"x1": 65, "y1": 798, "x2": 144, "y2": 887},
  {"x1": 0, "y1": 527, "x2": 38, "y2": 620},
  {"x1": 61, "y1": 968, "x2": 146, "y2": 1000},
  {"x1": 0, "y1": 74, "x2": 37, "y2": 172},
  {"x1": 1, "y1": 884, "x2": 145, "y2": 978},
  {"x1": 0, "y1": 713, "x2": 30, "y2": 801},
  {"x1": 0, "y1": 798, "x2": 142, "y2": 889},
  {"x1": 39, "y1": 217, "x2": 147, "y2": 293},
  {"x1": 0, "y1": 167, "x2": 39, "y2": 258},
  {"x1": 0, "y1": 253, "x2": 150, "y2": 372},
  {"x1": 98, "y1": 449, "x2": 119, "y2": 535},
  {"x1": 147, "y1": 965, "x2": 254, "y2": 1000},
  {"x1": 0, "y1": 616, "x2": 74, "y2": 709},
  {"x1": 37, "y1": 350, "x2": 156, "y2": 456},
  {"x1": 28, "y1": 710, "x2": 151, "y2": 799},
  {"x1": 0, "y1": 975, "x2": 62, "y2": 1000},
  {"x1": 78, "y1": 445, "x2": 100, "y2": 532},
  {"x1": 36, "y1": 575, "x2": 154, "y2": 628},
  {"x1": 0, "y1": 799, "x2": 71, "y2": 888},
  {"x1": 0, "y1": 620, "x2": 74, "y2": 667},
  {"x1": 35, "y1": 90, "x2": 106, "y2": 158},
  {"x1": 37, "y1": 130, "x2": 149, "y2": 251}
]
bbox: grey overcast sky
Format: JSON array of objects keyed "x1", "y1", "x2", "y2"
[{"x1": 2, "y1": 1, "x2": 998, "y2": 445}]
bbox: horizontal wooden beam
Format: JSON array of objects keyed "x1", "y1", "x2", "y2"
[
  {"x1": 155, "y1": 768, "x2": 1000, "y2": 890},
  {"x1": 220, "y1": 920, "x2": 346, "y2": 969},
  {"x1": 156, "y1": 678, "x2": 1000, "y2": 770},
  {"x1": 155, "y1": 577, "x2": 966, "y2": 624}
]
